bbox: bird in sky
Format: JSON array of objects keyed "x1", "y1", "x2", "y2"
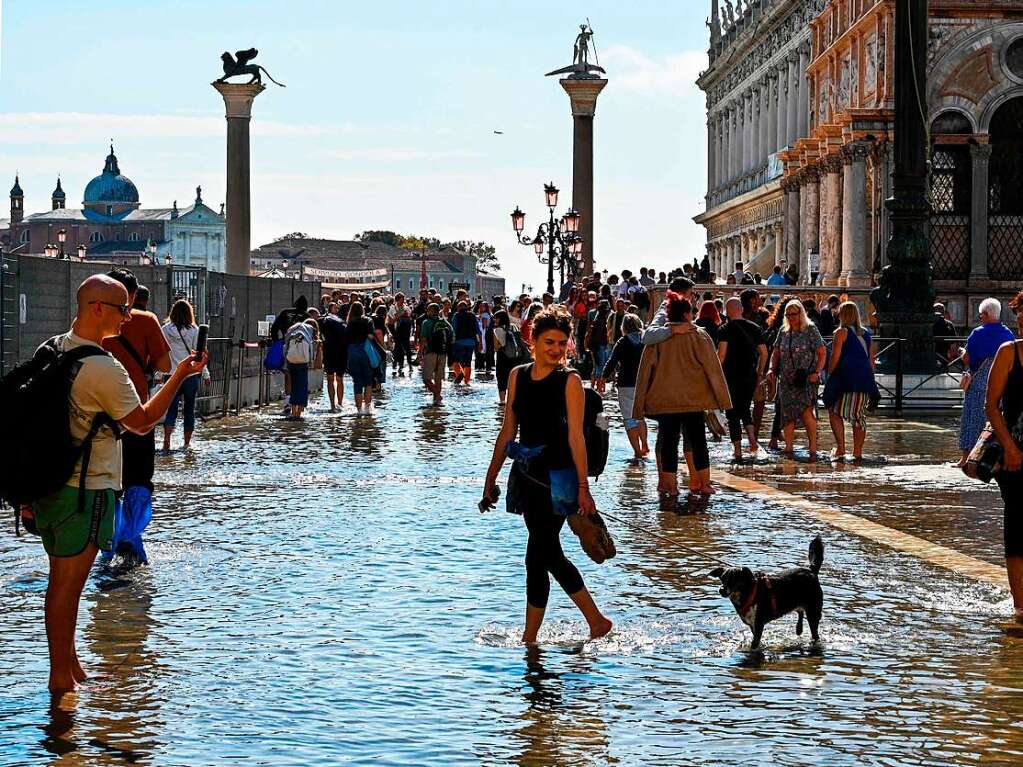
[{"x1": 493, "y1": 130, "x2": 504, "y2": 135}]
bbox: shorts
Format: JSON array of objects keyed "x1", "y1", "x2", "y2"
[
  {"x1": 32, "y1": 485, "x2": 116, "y2": 557},
  {"x1": 324, "y1": 356, "x2": 346, "y2": 376},
  {"x1": 421, "y1": 352, "x2": 447, "y2": 382},
  {"x1": 830, "y1": 391, "x2": 868, "y2": 430},
  {"x1": 452, "y1": 339, "x2": 475, "y2": 366},
  {"x1": 617, "y1": 386, "x2": 641, "y2": 430}
]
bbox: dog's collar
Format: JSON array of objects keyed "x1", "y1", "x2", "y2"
[{"x1": 738, "y1": 575, "x2": 777, "y2": 616}]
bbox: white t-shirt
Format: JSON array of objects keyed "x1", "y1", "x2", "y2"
[
  {"x1": 59, "y1": 332, "x2": 142, "y2": 491},
  {"x1": 509, "y1": 315, "x2": 523, "y2": 330},
  {"x1": 162, "y1": 322, "x2": 199, "y2": 368}
]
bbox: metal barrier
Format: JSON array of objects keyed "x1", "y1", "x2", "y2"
[{"x1": 196, "y1": 338, "x2": 234, "y2": 419}]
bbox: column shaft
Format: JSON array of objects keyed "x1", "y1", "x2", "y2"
[
  {"x1": 802, "y1": 170, "x2": 821, "y2": 282},
  {"x1": 767, "y1": 75, "x2": 778, "y2": 159},
  {"x1": 969, "y1": 143, "x2": 992, "y2": 284},
  {"x1": 820, "y1": 157, "x2": 844, "y2": 285},
  {"x1": 787, "y1": 56, "x2": 799, "y2": 147},
  {"x1": 798, "y1": 46, "x2": 810, "y2": 140},
  {"x1": 572, "y1": 113, "x2": 595, "y2": 275},
  {"x1": 777, "y1": 64, "x2": 789, "y2": 151}
]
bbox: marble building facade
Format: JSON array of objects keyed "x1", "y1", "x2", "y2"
[
  {"x1": 695, "y1": 0, "x2": 827, "y2": 280},
  {"x1": 698, "y1": 0, "x2": 1023, "y2": 310}
]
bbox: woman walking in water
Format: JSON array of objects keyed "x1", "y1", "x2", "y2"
[{"x1": 482, "y1": 307, "x2": 613, "y2": 644}]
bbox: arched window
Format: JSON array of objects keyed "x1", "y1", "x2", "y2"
[
  {"x1": 439, "y1": 279, "x2": 445, "y2": 292},
  {"x1": 989, "y1": 96, "x2": 1023, "y2": 280},
  {"x1": 19, "y1": 229, "x2": 29, "y2": 244},
  {"x1": 90, "y1": 231, "x2": 105, "y2": 243},
  {"x1": 394, "y1": 278, "x2": 401, "y2": 291},
  {"x1": 929, "y1": 147, "x2": 971, "y2": 280}
]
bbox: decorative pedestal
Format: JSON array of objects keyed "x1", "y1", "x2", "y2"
[
  {"x1": 560, "y1": 78, "x2": 607, "y2": 278},
  {"x1": 212, "y1": 81, "x2": 265, "y2": 276}
]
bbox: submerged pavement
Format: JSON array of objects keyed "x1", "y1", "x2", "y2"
[{"x1": 0, "y1": 374, "x2": 1019, "y2": 767}]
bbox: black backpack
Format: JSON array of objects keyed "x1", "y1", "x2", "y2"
[
  {"x1": 428, "y1": 318, "x2": 453, "y2": 355},
  {"x1": 502, "y1": 324, "x2": 529, "y2": 362},
  {"x1": 583, "y1": 387, "x2": 609, "y2": 479},
  {"x1": 0, "y1": 337, "x2": 114, "y2": 533}
]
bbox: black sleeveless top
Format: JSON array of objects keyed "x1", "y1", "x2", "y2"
[
  {"x1": 513, "y1": 364, "x2": 572, "y2": 470},
  {"x1": 1003, "y1": 341, "x2": 1023, "y2": 429}
]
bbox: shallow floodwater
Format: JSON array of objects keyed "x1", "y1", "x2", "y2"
[{"x1": 2, "y1": 374, "x2": 1022, "y2": 766}]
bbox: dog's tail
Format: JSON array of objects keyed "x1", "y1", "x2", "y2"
[{"x1": 808, "y1": 534, "x2": 824, "y2": 576}]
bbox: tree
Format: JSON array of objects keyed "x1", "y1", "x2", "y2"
[
  {"x1": 272, "y1": 231, "x2": 308, "y2": 242},
  {"x1": 446, "y1": 240, "x2": 500, "y2": 274},
  {"x1": 354, "y1": 230, "x2": 403, "y2": 247}
]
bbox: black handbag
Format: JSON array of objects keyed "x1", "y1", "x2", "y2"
[{"x1": 788, "y1": 334, "x2": 810, "y2": 387}]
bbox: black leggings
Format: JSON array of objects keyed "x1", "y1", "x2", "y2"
[
  {"x1": 523, "y1": 500, "x2": 584, "y2": 609},
  {"x1": 998, "y1": 471, "x2": 1023, "y2": 558},
  {"x1": 393, "y1": 337, "x2": 413, "y2": 368},
  {"x1": 654, "y1": 412, "x2": 709, "y2": 473},
  {"x1": 726, "y1": 382, "x2": 755, "y2": 444}
]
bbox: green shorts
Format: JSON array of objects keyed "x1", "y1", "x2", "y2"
[{"x1": 31, "y1": 486, "x2": 116, "y2": 558}]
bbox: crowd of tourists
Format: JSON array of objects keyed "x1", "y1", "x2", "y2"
[{"x1": 5, "y1": 261, "x2": 1023, "y2": 691}]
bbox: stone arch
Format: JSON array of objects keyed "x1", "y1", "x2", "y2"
[
  {"x1": 930, "y1": 108, "x2": 976, "y2": 136},
  {"x1": 929, "y1": 21, "x2": 1023, "y2": 136},
  {"x1": 987, "y1": 95, "x2": 1023, "y2": 281},
  {"x1": 980, "y1": 85, "x2": 1023, "y2": 134}
]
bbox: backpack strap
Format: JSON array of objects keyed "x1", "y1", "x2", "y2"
[{"x1": 116, "y1": 335, "x2": 147, "y2": 371}]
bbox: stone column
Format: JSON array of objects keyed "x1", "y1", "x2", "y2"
[
  {"x1": 707, "y1": 118, "x2": 716, "y2": 200},
  {"x1": 777, "y1": 62, "x2": 789, "y2": 151},
  {"x1": 560, "y1": 77, "x2": 608, "y2": 276},
  {"x1": 787, "y1": 54, "x2": 800, "y2": 147},
  {"x1": 969, "y1": 143, "x2": 992, "y2": 284},
  {"x1": 729, "y1": 106, "x2": 738, "y2": 183},
  {"x1": 752, "y1": 87, "x2": 762, "y2": 174},
  {"x1": 877, "y1": 141, "x2": 894, "y2": 269},
  {"x1": 841, "y1": 142, "x2": 871, "y2": 286},
  {"x1": 802, "y1": 167, "x2": 821, "y2": 282},
  {"x1": 798, "y1": 44, "x2": 810, "y2": 140},
  {"x1": 759, "y1": 78, "x2": 770, "y2": 169},
  {"x1": 767, "y1": 73, "x2": 778, "y2": 160},
  {"x1": 741, "y1": 91, "x2": 751, "y2": 174},
  {"x1": 212, "y1": 81, "x2": 265, "y2": 275},
  {"x1": 820, "y1": 154, "x2": 844, "y2": 285},
  {"x1": 784, "y1": 178, "x2": 802, "y2": 267}
]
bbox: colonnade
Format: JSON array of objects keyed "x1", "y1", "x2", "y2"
[
  {"x1": 706, "y1": 224, "x2": 782, "y2": 280},
  {"x1": 707, "y1": 44, "x2": 810, "y2": 208},
  {"x1": 782, "y1": 140, "x2": 890, "y2": 287}
]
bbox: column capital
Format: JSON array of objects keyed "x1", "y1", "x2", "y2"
[
  {"x1": 969, "y1": 143, "x2": 993, "y2": 161},
  {"x1": 559, "y1": 78, "x2": 609, "y2": 117},
  {"x1": 844, "y1": 140, "x2": 873, "y2": 163},
  {"x1": 821, "y1": 154, "x2": 844, "y2": 174},
  {"x1": 212, "y1": 81, "x2": 266, "y2": 119},
  {"x1": 804, "y1": 164, "x2": 822, "y2": 182}
]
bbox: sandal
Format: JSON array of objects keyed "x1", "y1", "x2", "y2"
[{"x1": 658, "y1": 492, "x2": 678, "y2": 511}]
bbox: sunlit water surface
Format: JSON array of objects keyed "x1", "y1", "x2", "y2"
[{"x1": 1, "y1": 374, "x2": 1021, "y2": 766}]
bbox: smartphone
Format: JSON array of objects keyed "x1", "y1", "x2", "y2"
[
  {"x1": 194, "y1": 324, "x2": 209, "y2": 357},
  {"x1": 478, "y1": 485, "x2": 501, "y2": 513}
]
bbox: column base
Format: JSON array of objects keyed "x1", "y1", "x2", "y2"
[{"x1": 844, "y1": 272, "x2": 872, "y2": 288}]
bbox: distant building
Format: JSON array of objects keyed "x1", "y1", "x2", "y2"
[
  {"x1": 1, "y1": 145, "x2": 226, "y2": 271},
  {"x1": 250, "y1": 236, "x2": 506, "y2": 298}
]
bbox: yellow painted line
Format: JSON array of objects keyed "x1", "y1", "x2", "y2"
[{"x1": 714, "y1": 469, "x2": 1007, "y2": 587}]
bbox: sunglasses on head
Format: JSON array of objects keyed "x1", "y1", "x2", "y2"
[{"x1": 89, "y1": 300, "x2": 131, "y2": 317}]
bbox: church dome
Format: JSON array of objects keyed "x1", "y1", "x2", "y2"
[{"x1": 83, "y1": 145, "x2": 139, "y2": 205}]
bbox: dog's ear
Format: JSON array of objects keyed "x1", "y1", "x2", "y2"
[{"x1": 709, "y1": 567, "x2": 725, "y2": 579}]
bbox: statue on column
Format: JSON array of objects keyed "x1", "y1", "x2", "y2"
[
  {"x1": 546, "y1": 21, "x2": 606, "y2": 79},
  {"x1": 217, "y1": 48, "x2": 286, "y2": 87},
  {"x1": 723, "y1": 0, "x2": 736, "y2": 28}
]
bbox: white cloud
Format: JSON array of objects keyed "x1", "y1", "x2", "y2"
[
  {"x1": 601, "y1": 45, "x2": 707, "y2": 97},
  {"x1": 325, "y1": 147, "x2": 485, "y2": 162},
  {"x1": 0, "y1": 112, "x2": 329, "y2": 144}
]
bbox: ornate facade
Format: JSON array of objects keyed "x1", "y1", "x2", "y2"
[
  {"x1": 695, "y1": 0, "x2": 827, "y2": 280},
  {"x1": 698, "y1": 0, "x2": 1023, "y2": 313}
]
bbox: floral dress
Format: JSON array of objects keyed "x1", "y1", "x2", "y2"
[{"x1": 777, "y1": 325, "x2": 825, "y2": 426}]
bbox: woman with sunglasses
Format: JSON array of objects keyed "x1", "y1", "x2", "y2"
[{"x1": 767, "y1": 299, "x2": 826, "y2": 457}]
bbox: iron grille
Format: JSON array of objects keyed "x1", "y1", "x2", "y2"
[
  {"x1": 168, "y1": 267, "x2": 206, "y2": 326},
  {"x1": 929, "y1": 147, "x2": 971, "y2": 281},
  {"x1": 989, "y1": 98, "x2": 1023, "y2": 281}
]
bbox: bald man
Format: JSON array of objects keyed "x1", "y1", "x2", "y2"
[{"x1": 23, "y1": 274, "x2": 206, "y2": 694}]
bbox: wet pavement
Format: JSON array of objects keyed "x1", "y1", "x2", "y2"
[{"x1": 1, "y1": 373, "x2": 1020, "y2": 766}]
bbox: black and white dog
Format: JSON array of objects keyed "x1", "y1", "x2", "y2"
[{"x1": 710, "y1": 535, "x2": 824, "y2": 649}]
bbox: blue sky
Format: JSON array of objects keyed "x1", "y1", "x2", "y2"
[{"x1": 0, "y1": 0, "x2": 710, "y2": 291}]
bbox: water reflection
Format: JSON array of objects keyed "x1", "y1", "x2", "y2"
[{"x1": 415, "y1": 403, "x2": 449, "y2": 446}]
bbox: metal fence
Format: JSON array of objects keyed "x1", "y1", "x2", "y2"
[{"x1": 0, "y1": 252, "x2": 322, "y2": 378}]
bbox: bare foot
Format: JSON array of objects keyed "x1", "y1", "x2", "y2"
[
  {"x1": 72, "y1": 658, "x2": 88, "y2": 683},
  {"x1": 48, "y1": 675, "x2": 77, "y2": 694},
  {"x1": 700, "y1": 485, "x2": 717, "y2": 495},
  {"x1": 589, "y1": 616, "x2": 613, "y2": 640}
]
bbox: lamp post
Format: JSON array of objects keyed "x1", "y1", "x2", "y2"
[
  {"x1": 57, "y1": 229, "x2": 67, "y2": 259},
  {"x1": 510, "y1": 182, "x2": 583, "y2": 296},
  {"x1": 76, "y1": 244, "x2": 86, "y2": 261},
  {"x1": 148, "y1": 239, "x2": 158, "y2": 266}
]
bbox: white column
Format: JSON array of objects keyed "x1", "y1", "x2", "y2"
[
  {"x1": 787, "y1": 54, "x2": 799, "y2": 147},
  {"x1": 759, "y1": 78, "x2": 770, "y2": 169},
  {"x1": 798, "y1": 44, "x2": 810, "y2": 140},
  {"x1": 841, "y1": 142, "x2": 871, "y2": 286},
  {"x1": 752, "y1": 87, "x2": 762, "y2": 173},
  {"x1": 707, "y1": 118, "x2": 716, "y2": 196},
  {"x1": 767, "y1": 73, "x2": 778, "y2": 160},
  {"x1": 777, "y1": 62, "x2": 789, "y2": 152}
]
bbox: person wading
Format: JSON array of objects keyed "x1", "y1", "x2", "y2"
[
  {"x1": 20, "y1": 275, "x2": 206, "y2": 693},
  {"x1": 483, "y1": 307, "x2": 613, "y2": 644}
]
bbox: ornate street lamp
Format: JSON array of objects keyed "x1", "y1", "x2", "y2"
[
  {"x1": 57, "y1": 229, "x2": 67, "y2": 259},
  {"x1": 148, "y1": 239, "x2": 158, "y2": 264},
  {"x1": 164, "y1": 253, "x2": 173, "y2": 266},
  {"x1": 510, "y1": 182, "x2": 583, "y2": 295},
  {"x1": 76, "y1": 244, "x2": 87, "y2": 261},
  {"x1": 44, "y1": 243, "x2": 56, "y2": 258}
]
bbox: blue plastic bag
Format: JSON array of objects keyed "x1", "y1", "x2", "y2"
[
  {"x1": 264, "y1": 339, "x2": 286, "y2": 371},
  {"x1": 101, "y1": 486, "x2": 153, "y2": 565},
  {"x1": 364, "y1": 339, "x2": 381, "y2": 369}
]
